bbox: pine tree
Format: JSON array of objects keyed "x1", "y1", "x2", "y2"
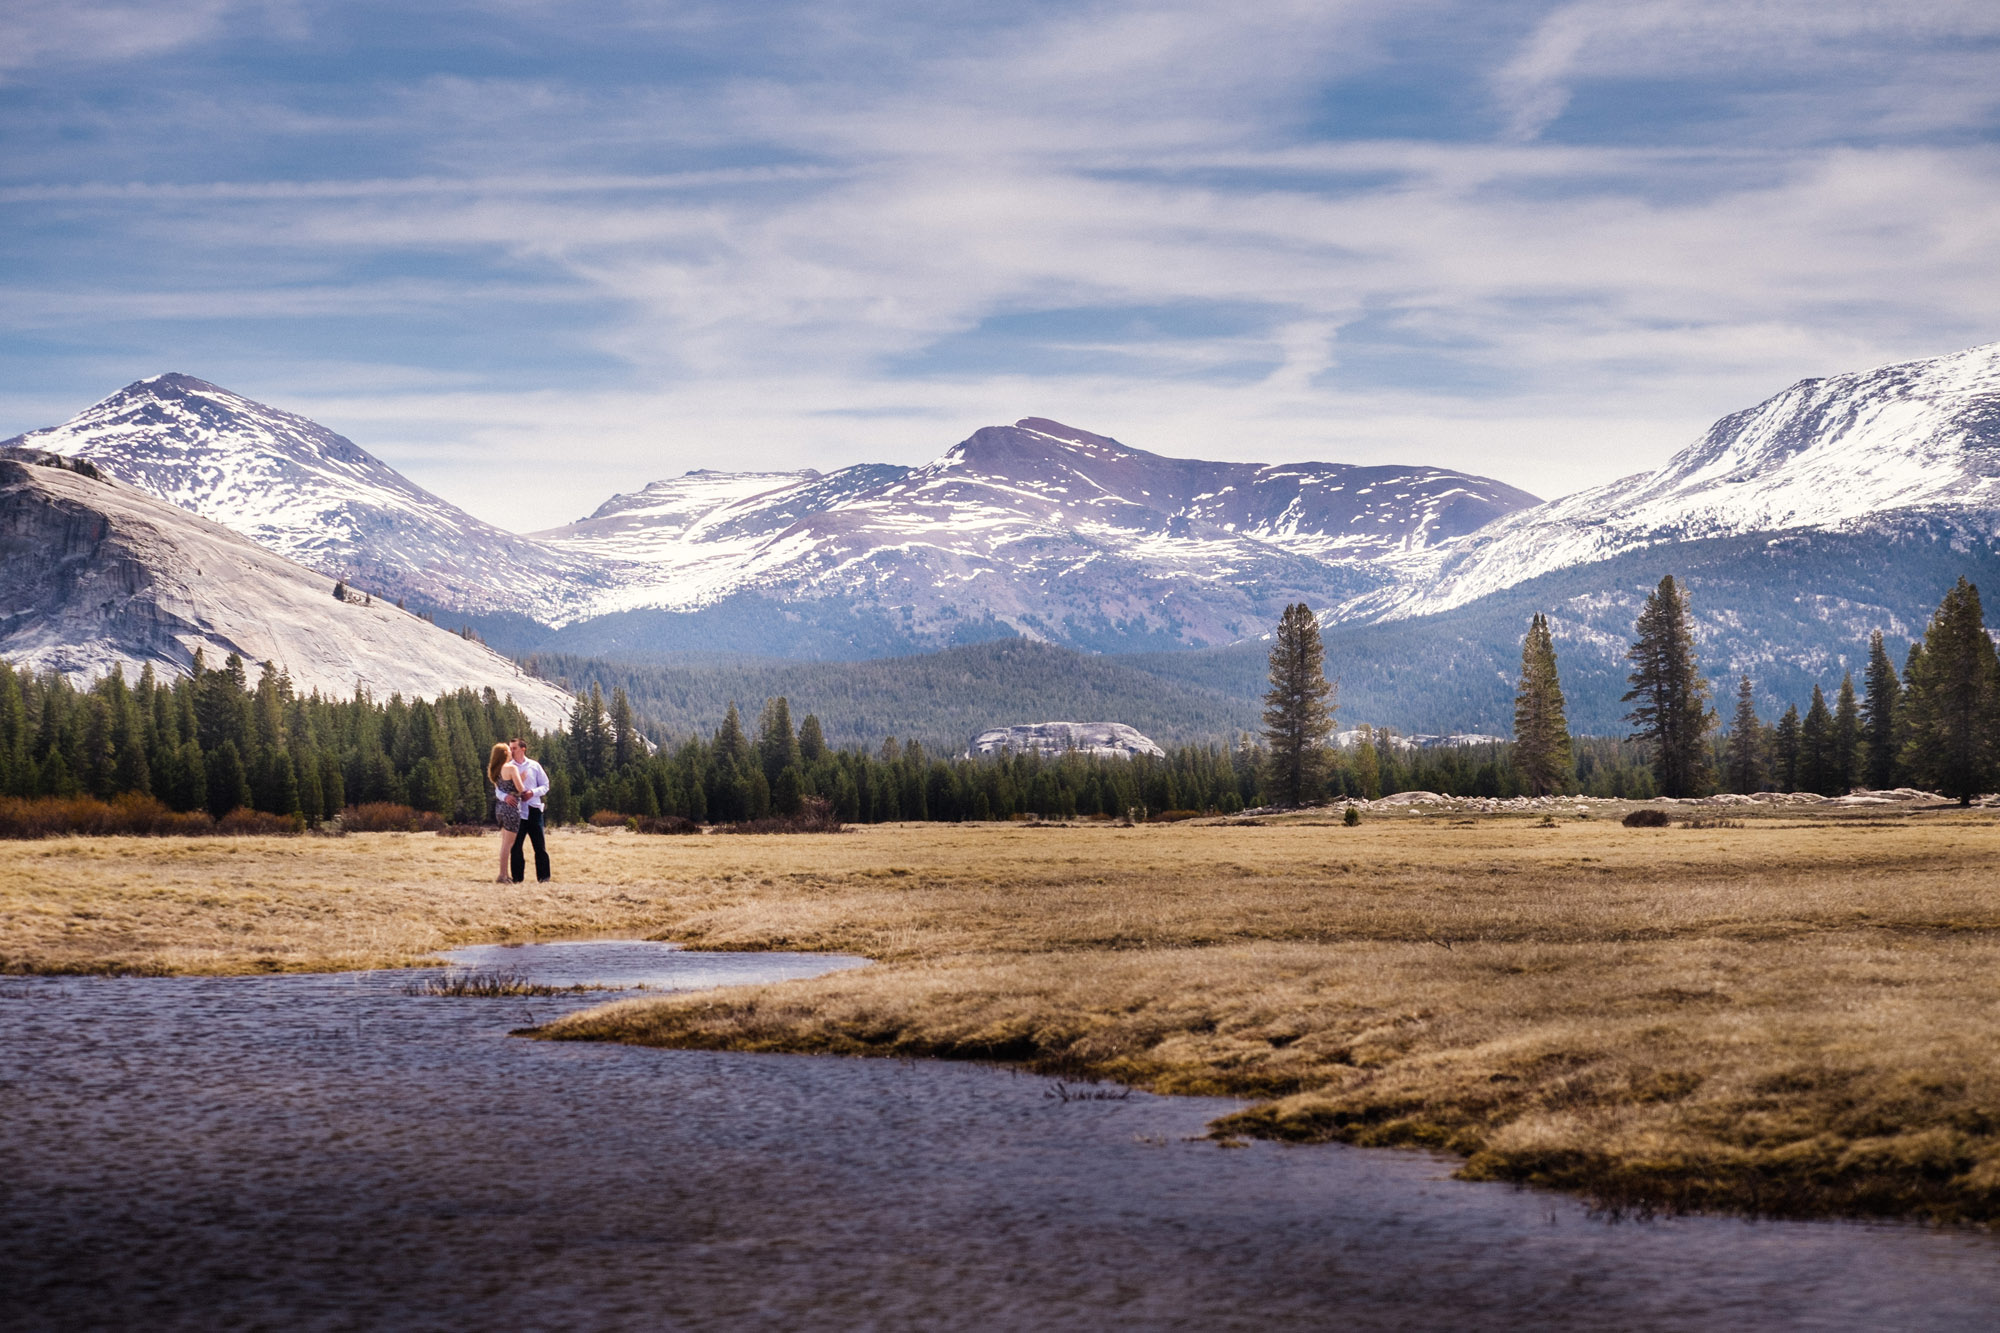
[
  {"x1": 1724, "y1": 675, "x2": 1764, "y2": 793},
  {"x1": 194, "y1": 652, "x2": 250, "y2": 754},
  {"x1": 772, "y1": 764, "x2": 804, "y2": 816},
  {"x1": 609, "y1": 687, "x2": 638, "y2": 771},
  {"x1": 110, "y1": 687, "x2": 151, "y2": 797},
  {"x1": 1261, "y1": 603, "x2": 1335, "y2": 807},
  {"x1": 317, "y1": 748, "x2": 345, "y2": 820},
  {"x1": 1771, "y1": 705, "x2": 1802, "y2": 792},
  {"x1": 569, "y1": 683, "x2": 613, "y2": 779},
  {"x1": 714, "y1": 703, "x2": 750, "y2": 771},
  {"x1": 1351, "y1": 727, "x2": 1381, "y2": 801},
  {"x1": 1622, "y1": 576, "x2": 1716, "y2": 797},
  {"x1": 798, "y1": 713, "x2": 828, "y2": 765},
  {"x1": 1901, "y1": 577, "x2": 2000, "y2": 804},
  {"x1": 207, "y1": 740, "x2": 251, "y2": 818},
  {"x1": 265, "y1": 750, "x2": 302, "y2": 818},
  {"x1": 1861, "y1": 630, "x2": 1902, "y2": 790},
  {"x1": 756, "y1": 697, "x2": 801, "y2": 784},
  {"x1": 173, "y1": 741, "x2": 206, "y2": 812},
  {"x1": 1799, "y1": 685, "x2": 1834, "y2": 795},
  {"x1": 295, "y1": 748, "x2": 323, "y2": 826},
  {"x1": 1831, "y1": 673, "x2": 1861, "y2": 795},
  {"x1": 1510, "y1": 612, "x2": 1572, "y2": 795}
]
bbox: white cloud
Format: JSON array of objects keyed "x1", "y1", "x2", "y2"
[{"x1": 5, "y1": 1, "x2": 2000, "y2": 531}]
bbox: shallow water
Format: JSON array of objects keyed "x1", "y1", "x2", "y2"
[{"x1": 3, "y1": 942, "x2": 1996, "y2": 1331}]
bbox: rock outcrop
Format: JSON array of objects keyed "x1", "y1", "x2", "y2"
[
  {"x1": 0, "y1": 449, "x2": 574, "y2": 729},
  {"x1": 969, "y1": 721, "x2": 1166, "y2": 759}
]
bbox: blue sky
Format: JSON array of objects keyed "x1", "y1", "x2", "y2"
[{"x1": 4, "y1": 1, "x2": 1999, "y2": 529}]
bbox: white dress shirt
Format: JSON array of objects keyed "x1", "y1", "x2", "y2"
[{"x1": 514, "y1": 757, "x2": 550, "y2": 811}]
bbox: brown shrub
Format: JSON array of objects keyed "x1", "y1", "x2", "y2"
[
  {"x1": 717, "y1": 796, "x2": 844, "y2": 835},
  {"x1": 634, "y1": 815, "x2": 702, "y2": 835},
  {"x1": 0, "y1": 794, "x2": 216, "y2": 839},
  {"x1": 340, "y1": 802, "x2": 425, "y2": 833},
  {"x1": 217, "y1": 808, "x2": 305, "y2": 836},
  {"x1": 588, "y1": 810, "x2": 630, "y2": 828},
  {"x1": 1622, "y1": 808, "x2": 1672, "y2": 828}
]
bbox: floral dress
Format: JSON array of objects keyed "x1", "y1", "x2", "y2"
[{"x1": 495, "y1": 776, "x2": 524, "y2": 832}]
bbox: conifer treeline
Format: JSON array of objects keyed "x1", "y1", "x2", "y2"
[
  {"x1": 1510, "y1": 573, "x2": 2000, "y2": 802},
  {"x1": 0, "y1": 650, "x2": 540, "y2": 825},
  {"x1": 19, "y1": 571, "x2": 1988, "y2": 828},
  {"x1": 2, "y1": 646, "x2": 1665, "y2": 828}
]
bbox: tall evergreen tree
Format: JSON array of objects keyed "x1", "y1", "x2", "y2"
[
  {"x1": 569, "y1": 682, "x2": 613, "y2": 779},
  {"x1": 317, "y1": 749, "x2": 345, "y2": 821},
  {"x1": 1511, "y1": 613, "x2": 1572, "y2": 795},
  {"x1": 609, "y1": 686, "x2": 638, "y2": 771},
  {"x1": 1622, "y1": 575, "x2": 1716, "y2": 797},
  {"x1": 1861, "y1": 630, "x2": 1902, "y2": 790},
  {"x1": 1901, "y1": 577, "x2": 2000, "y2": 804},
  {"x1": 1798, "y1": 684, "x2": 1835, "y2": 795},
  {"x1": 1350, "y1": 727, "x2": 1381, "y2": 801},
  {"x1": 194, "y1": 652, "x2": 251, "y2": 754},
  {"x1": 206, "y1": 740, "x2": 251, "y2": 818},
  {"x1": 756, "y1": 696, "x2": 801, "y2": 784},
  {"x1": 1771, "y1": 705, "x2": 1802, "y2": 792},
  {"x1": 263, "y1": 750, "x2": 302, "y2": 818},
  {"x1": 1260, "y1": 603, "x2": 1335, "y2": 807},
  {"x1": 167, "y1": 740, "x2": 207, "y2": 813},
  {"x1": 1831, "y1": 673, "x2": 1861, "y2": 795},
  {"x1": 1724, "y1": 675, "x2": 1765, "y2": 793},
  {"x1": 798, "y1": 713, "x2": 829, "y2": 765},
  {"x1": 714, "y1": 703, "x2": 750, "y2": 772}
]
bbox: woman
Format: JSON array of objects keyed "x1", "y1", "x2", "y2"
[{"x1": 487, "y1": 742, "x2": 526, "y2": 883}]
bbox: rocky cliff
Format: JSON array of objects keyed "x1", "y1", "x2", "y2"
[{"x1": 0, "y1": 449, "x2": 574, "y2": 729}]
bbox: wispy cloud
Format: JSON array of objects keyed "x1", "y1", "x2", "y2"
[{"x1": 2, "y1": 1, "x2": 1998, "y2": 529}]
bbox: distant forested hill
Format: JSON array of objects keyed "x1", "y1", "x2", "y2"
[
  {"x1": 1132, "y1": 521, "x2": 2000, "y2": 735},
  {"x1": 530, "y1": 521, "x2": 2000, "y2": 746},
  {"x1": 525, "y1": 639, "x2": 1259, "y2": 752}
]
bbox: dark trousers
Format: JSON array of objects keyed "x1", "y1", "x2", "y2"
[{"x1": 511, "y1": 806, "x2": 550, "y2": 882}]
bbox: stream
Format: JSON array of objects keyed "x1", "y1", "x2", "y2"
[{"x1": 3, "y1": 941, "x2": 1996, "y2": 1330}]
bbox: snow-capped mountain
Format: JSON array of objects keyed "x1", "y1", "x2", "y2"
[
  {"x1": 1, "y1": 374, "x2": 608, "y2": 620},
  {"x1": 0, "y1": 448, "x2": 575, "y2": 728},
  {"x1": 15, "y1": 339, "x2": 2000, "y2": 683},
  {"x1": 1360, "y1": 340, "x2": 2000, "y2": 622},
  {"x1": 536, "y1": 462, "x2": 916, "y2": 613},
  {"x1": 533, "y1": 417, "x2": 1538, "y2": 650},
  {"x1": 8, "y1": 377, "x2": 1537, "y2": 654}
]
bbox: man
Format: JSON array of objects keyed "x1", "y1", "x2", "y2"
[{"x1": 508, "y1": 737, "x2": 551, "y2": 883}]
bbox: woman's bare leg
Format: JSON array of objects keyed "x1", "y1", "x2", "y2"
[{"x1": 496, "y1": 829, "x2": 517, "y2": 882}]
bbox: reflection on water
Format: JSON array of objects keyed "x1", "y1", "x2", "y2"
[{"x1": 3, "y1": 943, "x2": 1997, "y2": 1331}]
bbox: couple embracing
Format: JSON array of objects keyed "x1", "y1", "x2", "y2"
[{"x1": 485, "y1": 738, "x2": 551, "y2": 884}]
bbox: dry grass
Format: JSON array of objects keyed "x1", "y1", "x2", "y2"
[{"x1": 10, "y1": 811, "x2": 2000, "y2": 1221}]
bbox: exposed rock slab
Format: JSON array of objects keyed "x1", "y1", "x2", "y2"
[
  {"x1": 969, "y1": 721, "x2": 1165, "y2": 759},
  {"x1": 0, "y1": 450, "x2": 573, "y2": 730}
]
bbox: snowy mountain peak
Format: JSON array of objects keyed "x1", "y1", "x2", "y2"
[
  {"x1": 2, "y1": 375, "x2": 605, "y2": 619},
  {"x1": 1366, "y1": 339, "x2": 2000, "y2": 621},
  {"x1": 1647, "y1": 339, "x2": 2000, "y2": 495}
]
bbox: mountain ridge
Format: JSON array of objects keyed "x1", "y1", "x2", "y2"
[
  {"x1": 10, "y1": 339, "x2": 2000, "y2": 727},
  {"x1": 14, "y1": 383, "x2": 1540, "y2": 653},
  {"x1": 1353, "y1": 340, "x2": 2000, "y2": 623}
]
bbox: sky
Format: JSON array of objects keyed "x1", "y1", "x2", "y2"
[{"x1": 3, "y1": 0, "x2": 1999, "y2": 531}]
